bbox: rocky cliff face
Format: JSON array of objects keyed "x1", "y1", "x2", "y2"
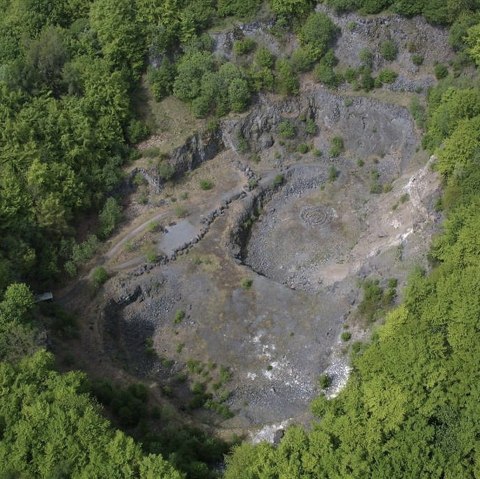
[{"x1": 222, "y1": 88, "x2": 417, "y2": 175}]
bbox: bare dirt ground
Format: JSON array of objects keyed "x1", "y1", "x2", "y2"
[{"x1": 55, "y1": 8, "x2": 450, "y2": 440}]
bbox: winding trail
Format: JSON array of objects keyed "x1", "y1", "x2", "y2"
[{"x1": 105, "y1": 211, "x2": 169, "y2": 260}]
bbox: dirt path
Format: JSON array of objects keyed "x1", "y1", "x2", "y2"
[{"x1": 105, "y1": 211, "x2": 169, "y2": 260}]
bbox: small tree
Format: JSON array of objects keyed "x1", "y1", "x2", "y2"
[
  {"x1": 228, "y1": 78, "x2": 250, "y2": 112},
  {"x1": 92, "y1": 267, "x2": 109, "y2": 288},
  {"x1": 99, "y1": 197, "x2": 122, "y2": 239},
  {"x1": 380, "y1": 40, "x2": 398, "y2": 61}
]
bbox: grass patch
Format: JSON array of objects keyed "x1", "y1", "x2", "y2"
[
  {"x1": 341, "y1": 331, "x2": 352, "y2": 342},
  {"x1": 329, "y1": 136, "x2": 344, "y2": 157},
  {"x1": 199, "y1": 179, "x2": 214, "y2": 190},
  {"x1": 278, "y1": 120, "x2": 296, "y2": 139},
  {"x1": 174, "y1": 205, "x2": 189, "y2": 218},
  {"x1": 273, "y1": 174, "x2": 284, "y2": 186},
  {"x1": 319, "y1": 374, "x2": 332, "y2": 389},
  {"x1": 174, "y1": 310, "x2": 186, "y2": 324}
]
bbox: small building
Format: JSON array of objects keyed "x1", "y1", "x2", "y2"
[{"x1": 34, "y1": 292, "x2": 53, "y2": 303}]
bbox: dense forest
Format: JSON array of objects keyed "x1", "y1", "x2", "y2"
[{"x1": 1, "y1": 0, "x2": 480, "y2": 477}]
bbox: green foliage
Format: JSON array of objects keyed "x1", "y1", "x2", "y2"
[
  {"x1": 359, "y1": 67, "x2": 375, "y2": 91},
  {"x1": 90, "y1": 0, "x2": 146, "y2": 78},
  {"x1": 341, "y1": 331, "x2": 352, "y2": 341},
  {"x1": 241, "y1": 278, "x2": 253, "y2": 289},
  {"x1": 376, "y1": 68, "x2": 398, "y2": 85},
  {"x1": 99, "y1": 197, "x2": 122, "y2": 239},
  {"x1": 199, "y1": 179, "x2": 214, "y2": 190},
  {"x1": 314, "y1": 62, "x2": 341, "y2": 88},
  {"x1": 380, "y1": 39, "x2": 398, "y2": 61},
  {"x1": 424, "y1": 87, "x2": 480, "y2": 149},
  {"x1": 436, "y1": 115, "x2": 480, "y2": 176},
  {"x1": 273, "y1": 174, "x2": 285, "y2": 186},
  {"x1": 67, "y1": 235, "x2": 100, "y2": 276},
  {"x1": 0, "y1": 351, "x2": 182, "y2": 477},
  {"x1": 0, "y1": 283, "x2": 37, "y2": 363},
  {"x1": 359, "y1": 47, "x2": 373, "y2": 68},
  {"x1": 305, "y1": 118, "x2": 317, "y2": 135},
  {"x1": 275, "y1": 58, "x2": 299, "y2": 95},
  {"x1": 318, "y1": 373, "x2": 331, "y2": 389},
  {"x1": 270, "y1": 0, "x2": 315, "y2": 17},
  {"x1": 157, "y1": 161, "x2": 175, "y2": 181},
  {"x1": 174, "y1": 204, "x2": 189, "y2": 218},
  {"x1": 412, "y1": 53, "x2": 424, "y2": 65},
  {"x1": 278, "y1": 120, "x2": 296, "y2": 139},
  {"x1": 329, "y1": 136, "x2": 344, "y2": 157},
  {"x1": 233, "y1": 38, "x2": 256, "y2": 55},
  {"x1": 297, "y1": 143, "x2": 310, "y2": 154},
  {"x1": 92, "y1": 266, "x2": 109, "y2": 288},
  {"x1": 410, "y1": 96, "x2": 426, "y2": 128},
  {"x1": 370, "y1": 169, "x2": 382, "y2": 194},
  {"x1": 328, "y1": 165, "x2": 339, "y2": 182},
  {"x1": 147, "y1": 59, "x2": 176, "y2": 101},
  {"x1": 299, "y1": 12, "x2": 339, "y2": 61},
  {"x1": 434, "y1": 63, "x2": 449, "y2": 79},
  {"x1": 450, "y1": 12, "x2": 480, "y2": 51},
  {"x1": 217, "y1": 0, "x2": 261, "y2": 18},
  {"x1": 228, "y1": 77, "x2": 251, "y2": 112},
  {"x1": 174, "y1": 309, "x2": 186, "y2": 324},
  {"x1": 175, "y1": 55, "x2": 252, "y2": 117},
  {"x1": 290, "y1": 47, "x2": 316, "y2": 72},
  {"x1": 173, "y1": 51, "x2": 215, "y2": 102},
  {"x1": 254, "y1": 47, "x2": 276, "y2": 69}
]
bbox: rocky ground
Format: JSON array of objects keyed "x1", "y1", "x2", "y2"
[{"x1": 58, "y1": 7, "x2": 449, "y2": 438}]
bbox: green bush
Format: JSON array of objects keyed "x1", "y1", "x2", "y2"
[
  {"x1": 278, "y1": 120, "x2": 296, "y2": 139},
  {"x1": 241, "y1": 278, "x2": 253, "y2": 289},
  {"x1": 380, "y1": 40, "x2": 398, "y2": 61},
  {"x1": 359, "y1": 48, "x2": 373, "y2": 68},
  {"x1": 314, "y1": 62, "x2": 341, "y2": 88},
  {"x1": 270, "y1": 0, "x2": 315, "y2": 17},
  {"x1": 412, "y1": 53, "x2": 424, "y2": 65},
  {"x1": 275, "y1": 59, "x2": 299, "y2": 95},
  {"x1": 147, "y1": 59, "x2": 176, "y2": 101},
  {"x1": 359, "y1": 68, "x2": 375, "y2": 91},
  {"x1": 344, "y1": 67, "x2": 359, "y2": 83},
  {"x1": 319, "y1": 374, "x2": 331, "y2": 389},
  {"x1": 434, "y1": 63, "x2": 449, "y2": 79},
  {"x1": 99, "y1": 197, "x2": 122, "y2": 239},
  {"x1": 92, "y1": 267, "x2": 109, "y2": 288},
  {"x1": 297, "y1": 143, "x2": 310, "y2": 154},
  {"x1": 254, "y1": 47, "x2": 276, "y2": 69},
  {"x1": 174, "y1": 310, "x2": 186, "y2": 324},
  {"x1": 273, "y1": 174, "x2": 285, "y2": 186},
  {"x1": 174, "y1": 205, "x2": 189, "y2": 218},
  {"x1": 290, "y1": 47, "x2": 316, "y2": 72},
  {"x1": 299, "y1": 12, "x2": 339, "y2": 61},
  {"x1": 341, "y1": 331, "x2": 352, "y2": 341},
  {"x1": 410, "y1": 96, "x2": 426, "y2": 129},
  {"x1": 305, "y1": 118, "x2": 317, "y2": 135},
  {"x1": 329, "y1": 136, "x2": 344, "y2": 157},
  {"x1": 228, "y1": 77, "x2": 250, "y2": 112},
  {"x1": 173, "y1": 51, "x2": 215, "y2": 102},
  {"x1": 157, "y1": 161, "x2": 175, "y2": 181},
  {"x1": 233, "y1": 38, "x2": 256, "y2": 55},
  {"x1": 376, "y1": 68, "x2": 398, "y2": 85},
  {"x1": 328, "y1": 165, "x2": 339, "y2": 182},
  {"x1": 217, "y1": 0, "x2": 261, "y2": 17},
  {"x1": 370, "y1": 170, "x2": 382, "y2": 194},
  {"x1": 145, "y1": 247, "x2": 158, "y2": 263},
  {"x1": 199, "y1": 179, "x2": 214, "y2": 190}
]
